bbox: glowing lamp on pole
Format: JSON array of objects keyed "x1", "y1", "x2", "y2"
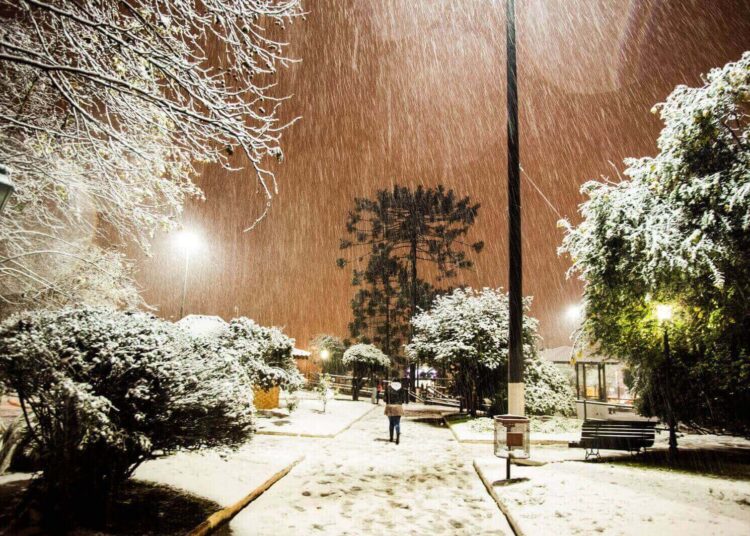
[{"x1": 174, "y1": 229, "x2": 203, "y2": 319}]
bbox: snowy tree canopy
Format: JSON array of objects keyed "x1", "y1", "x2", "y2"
[
  {"x1": 560, "y1": 52, "x2": 750, "y2": 292},
  {"x1": 408, "y1": 288, "x2": 573, "y2": 416},
  {"x1": 342, "y1": 343, "x2": 391, "y2": 369},
  {"x1": 342, "y1": 342, "x2": 389, "y2": 400},
  {"x1": 0, "y1": 307, "x2": 255, "y2": 517},
  {"x1": 219, "y1": 317, "x2": 304, "y2": 391},
  {"x1": 559, "y1": 53, "x2": 750, "y2": 433},
  {"x1": 408, "y1": 287, "x2": 538, "y2": 370},
  {"x1": 0, "y1": 0, "x2": 302, "y2": 310}
]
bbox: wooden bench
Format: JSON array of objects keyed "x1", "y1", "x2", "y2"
[{"x1": 569, "y1": 418, "x2": 657, "y2": 460}]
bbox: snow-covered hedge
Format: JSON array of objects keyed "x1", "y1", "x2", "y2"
[
  {"x1": 342, "y1": 343, "x2": 391, "y2": 369},
  {"x1": 0, "y1": 307, "x2": 255, "y2": 524},
  {"x1": 219, "y1": 317, "x2": 304, "y2": 392},
  {"x1": 409, "y1": 287, "x2": 574, "y2": 416}
]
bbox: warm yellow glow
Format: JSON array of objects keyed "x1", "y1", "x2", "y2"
[
  {"x1": 320, "y1": 349, "x2": 331, "y2": 360},
  {"x1": 655, "y1": 304, "x2": 673, "y2": 322}
]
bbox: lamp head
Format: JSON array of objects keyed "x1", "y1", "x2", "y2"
[
  {"x1": 174, "y1": 229, "x2": 202, "y2": 254},
  {"x1": 655, "y1": 304, "x2": 673, "y2": 323},
  {"x1": 565, "y1": 304, "x2": 583, "y2": 322},
  {"x1": 320, "y1": 349, "x2": 331, "y2": 360}
]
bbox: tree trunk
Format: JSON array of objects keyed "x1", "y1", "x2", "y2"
[
  {"x1": 352, "y1": 377, "x2": 360, "y2": 401},
  {"x1": 409, "y1": 237, "x2": 418, "y2": 399}
]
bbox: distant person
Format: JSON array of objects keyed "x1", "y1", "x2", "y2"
[
  {"x1": 384, "y1": 379, "x2": 405, "y2": 444},
  {"x1": 376, "y1": 381, "x2": 383, "y2": 405}
]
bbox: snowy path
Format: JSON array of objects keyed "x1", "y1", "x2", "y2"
[{"x1": 231, "y1": 406, "x2": 511, "y2": 535}]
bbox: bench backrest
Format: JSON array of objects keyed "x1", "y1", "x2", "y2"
[{"x1": 581, "y1": 420, "x2": 656, "y2": 441}]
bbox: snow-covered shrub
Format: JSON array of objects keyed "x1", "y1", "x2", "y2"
[
  {"x1": 220, "y1": 317, "x2": 304, "y2": 392},
  {"x1": 408, "y1": 287, "x2": 574, "y2": 416},
  {"x1": 0, "y1": 307, "x2": 254, "y2": 526},
  {"x1": 524, "y1": 359, "x2": 575, "y2": 416},
  {"x1": 316, "y1": 374, "x2": 334, "y2": 413},
  {"x1": 342, "y1": 344, "x2": 390, "y2": 401}
]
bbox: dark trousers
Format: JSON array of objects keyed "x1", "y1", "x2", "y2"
[{"x1": 388, "y1": 416, "x2": 401, "y2": 437}]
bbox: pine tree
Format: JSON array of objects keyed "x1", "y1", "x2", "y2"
[{"x1": 338, "y1": 185, "x2": 483, "y2": 377}]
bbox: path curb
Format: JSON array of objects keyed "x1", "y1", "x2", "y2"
[
  {"x1": 187, "y1": 455, "x2": 305, "y2": 536},
  {"x1": 473, "y1": 459, "x2": 527, "y2": 536}
]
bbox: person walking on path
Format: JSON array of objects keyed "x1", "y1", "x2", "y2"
[{"x1": 384, "y1": 379, "x2": 405, "y2": 444}]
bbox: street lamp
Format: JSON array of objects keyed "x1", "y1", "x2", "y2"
[
  {"x1": 565, "y1": 304, "x2": 583, "y2": 323},
  {"x1": 656, "y1": 304, "x2": 673, "y2": 323},
  {"x1": 655, "y1": 303, "x2": 677, "y2": 459},
  {"x1": 320, "y1": 349, "x2": 331, "y2": 360},
  {"x1": 0, "y1": 165, "x2": 15, "y2": 213},
  {"x1": 174, "y1": 229, "x2": 203, "y2": 319}
]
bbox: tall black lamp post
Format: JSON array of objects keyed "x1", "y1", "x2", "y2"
[{"x1": 506, "y1": 0, "x2": 524, "y2": 415}]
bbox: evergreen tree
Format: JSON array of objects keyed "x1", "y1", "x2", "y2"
[{"x1": 338, "y1": 185, "x2": 483, "y2": 377}]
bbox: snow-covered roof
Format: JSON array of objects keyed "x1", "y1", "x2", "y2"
[
  {"x1": 177, "y1": 314, "x2": 229, "y2": 338},
  {"x1": 540, "y1": 345, "x2": 619, "y2": 364},
  {"x1": 540, "y1": 346, "x2": 574, "y2": 363},
  {"x1": 292, "y1": 348, "x2": 311, "y2": 357}
]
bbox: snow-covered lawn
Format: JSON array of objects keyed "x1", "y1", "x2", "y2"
[
  {"x1": 475, "y1": 454, "x2": 750, "y2": 535},
  {"x1": 255, "y1": 395, "x2": 376, "y2": 437},
  {"x1": 447, "y1": 415, "x2": 581, "y2": 445}
]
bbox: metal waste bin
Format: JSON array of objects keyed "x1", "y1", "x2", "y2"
[{"x1": 494, "y1": 414, "x2": 530, "y2": 479}]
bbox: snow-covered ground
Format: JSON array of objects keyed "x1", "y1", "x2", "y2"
[
  {"x1": 232, "y1": 405, "x2": 513, "y2": 535},
  {"x1": 255, "y1": 396, "x2": 375, "y2": 437},
  {"x1": 446, "y1": 415, "x2": 580, "y2": 445},
  {"x1": 475, "y1": 456, "x2": 750, "y2": 535},
  {"x1": 133, "y1": 435, "x2": 306, "y2": 508}
]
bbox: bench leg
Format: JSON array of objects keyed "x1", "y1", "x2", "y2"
[{"x1": 585, "y1": 447, "x2": 600, "y2": 461}]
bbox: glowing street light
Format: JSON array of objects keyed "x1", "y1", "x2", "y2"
[
  {"x1": 565, "y1": 304, "x2": 583, "y2": 323},
  {"x1": 174, "y1": 229, "x2": 203, "y2": 319},
  {"x1": 320, "y1": 348, "x2": 331, "y2": 360},
  {"x1": 655, "y1": 303, "x2": 673, "y2": 323}
]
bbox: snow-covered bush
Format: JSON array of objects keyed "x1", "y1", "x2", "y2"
[
  {"x1": 524, "y1": 359, "x2": 575, "y2": 417},
  {"x1": 220, "y1": 317, "x2": 304, "y2": 392},
  {"x1": 342, "y1": 344, "x2": 390, "y2": 401},
  {"x1": 316, "y1": 374, "x2": 335, "y2": 413},
  {"x1": 408, "y1": 287, "x2": 574, "y2": 416},
  {"x1": 0, "y1": 307, "x2": 254, "y2": 526}
]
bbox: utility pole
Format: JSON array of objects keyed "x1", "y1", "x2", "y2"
[{"x1": 506, "y1": 0, "x2": 524, "y2": 415}]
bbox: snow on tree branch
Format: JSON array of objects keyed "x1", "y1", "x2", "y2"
[{"x1": 0, "y1": 0, "x2": 302, "y2": 310}]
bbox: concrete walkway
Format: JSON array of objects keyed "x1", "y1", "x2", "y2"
[{"x1": 232, "y1": 406, "x2": 512, "y2": 535}]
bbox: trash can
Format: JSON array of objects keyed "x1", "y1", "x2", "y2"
[{"x1": 494, "y1": 414, "x2": 530, "y2": 479}]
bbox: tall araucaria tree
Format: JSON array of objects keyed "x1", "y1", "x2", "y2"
[
  {"x1": 0, "y1": 0, "x2": 302, "y2": 311},
  {"x1": 338, "y1": 185, "x2": 483, "y2": 377},
  {"x1": 560, "y1": 53, "x2": 750, "y2": 450}
]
